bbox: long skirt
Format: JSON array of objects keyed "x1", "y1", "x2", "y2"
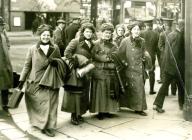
[
  {"x1": 61, "y1": 90, "x2": 89, "y2": 116},
  {"x1": 89, "y1": 69, "x2": 119, "y2": 113},
  {"x1": 25, "y1": 82, "x2": 59, "y2": 129}
]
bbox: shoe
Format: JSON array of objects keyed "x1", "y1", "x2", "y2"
[
  {"x1": 71, "y1": 114, "x2": 79, "y2": 125},
  {"x1": 41, "y1": 129, "x2": 55, "y2": 137},
  {"x1": 78, "y1": 115, "x2": 84, "y2": 122},
  {"x1": 153, "y1": 106, "x2": 165, "y2": 113},
  {"x1": 2, "y1": 106, "x2": 11, "y2": 117},
  {"x1": 149, "y1": 91, "x2": 156, "y2": 95},
  {"x1": 135, "y1": 111, "x2": 148, "y2": 116},
  {"x1": 96, "y1": 113, "x2": 104, "y2": 120},
  {"x1": 157, "y1": 80, "x2": 162, "y2": 84}
]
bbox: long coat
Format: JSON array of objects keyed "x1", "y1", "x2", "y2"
[
  {"x1": 19, "y1": 42, "x2": 62, "y2": 129},
  {"x1": 116, "y1": 36, "x2": 148, "y2": 111},
  {"x1": 61, "y1": 38, "x2": 94, "y2": 115},
  {"x1": 89, "y1": 39, "x2": 119, "y2": 113},
  {"x1": 65, "y1": 23, "x2": 80, "y2": 45},
  {"x1": 0, "y1": 31, "x2": 13, "y2": 90},
  {"x1": 53, "y1": 26, "x2": 66, "y2": 56},
  {"x1": 163, "y1": 29, "x2": 185, "y2": 77}
]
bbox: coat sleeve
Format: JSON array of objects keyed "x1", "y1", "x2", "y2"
[
  {"x1": 19, "y1": 46, "x2": 33, "y2": 81},
  {"x1": 53, "y1": 29, "x2": 64, "y2": 47},
  {"x1": 64, "y1": 39, "x2": 78, "y2": 58}
]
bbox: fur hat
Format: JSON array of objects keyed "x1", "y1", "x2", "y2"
[
  {"x1": 101, "y1": 23, "x2": 114, "y2": 32},
  {"x1": 127, "y1": 21, "x2": 141, "y2": 31},
  {"x1": 36, "y1": 24, "x2": 53, "y2": 36},
  {"x1": 80, "y1": 22, "x2": 95, "y2": 33}
]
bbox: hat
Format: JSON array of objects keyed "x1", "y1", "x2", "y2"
[
  {"x1": 127, "y1": 21, "x2": 141, "y2": 31},
  {"x1": 142, "y1": 19, "x2": 154, "y2": 27},
  {"x1": 57, "y1": 19, "x2": 66, "y2": 24},
  {"x1": 101, "y1": 23, "x2": 114, "y2": 32},
  {"x1": 0, "y1": 16, "x2": 6, "y2": 26},
  {"x1": 80, "y1": 22, "x2": 95, "y2": 33},
  {"x1": 72, "y1": 16, "x2": 81, "y2": 20},
  {"x1": 162, "y1": 18, "x2": 174, "y2": 27},
  {"x1": 36, "y1": 24, "x2": 53, "y2": 36}
]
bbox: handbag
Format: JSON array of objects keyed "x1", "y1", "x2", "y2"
[{"x1": 8, "y1": 88, "x2": 24, "y2": 108}]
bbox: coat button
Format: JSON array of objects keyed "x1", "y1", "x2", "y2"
[
  {"x1": 132, "y1": 48, "x2": 135, "y2": 51},
  {"x1": 132, "y1": 66, "x2": 134, "y2": 68}
]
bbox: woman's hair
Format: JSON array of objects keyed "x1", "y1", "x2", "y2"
[
  {"x1": 115, "y1": 24, "x2": 125, "y2": 33},
  {"x1": 80, "y1": 22, "x2": 95, "y2": 34},
  {"x1": 36, "y1": 24, "x2": 53, "y2": 37}
]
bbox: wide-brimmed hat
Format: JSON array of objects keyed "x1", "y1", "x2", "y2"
[
  {"x1": 101, "y1": 23, "x2": 114, "y2": 32},
  {"x1": 0, "y1": 16, "x2": 6, "y2": 26},
  {"x1": 162, "y1": 18, "x2": 174, "y2": 27},
  {"x1": 57, "y1": 19, "x2": 66, "y2": 24},
  {"x1": 36, "y1": 24, "x2": 53, "y2": 36}
]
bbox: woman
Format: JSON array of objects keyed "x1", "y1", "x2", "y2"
[
  {"x1": 113, "y1": 24, "x2": 125, "y2": 47},
  {"x1": 116, "y1": 21, "x2": 151, "y2": 116},
  {"x1": 90, "y1": 23, "x2": 119, "y2": 120},
  {"x1": 61, "y1": 22, "x2": 95, "y2": 125},
  {"x1": 18, "y1": 24, "x2": 65, "y2": 137}
]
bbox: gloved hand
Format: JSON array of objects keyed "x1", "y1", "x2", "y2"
[
  {"x1": 69, "y1": 56, "x2": 79, "y2": 70},
  {"x1": 17, "y1": 81, "x2": 25, "y2": 90},
  {"x1": 49, "y1": 58, "x2": 58, "y2": 67}
]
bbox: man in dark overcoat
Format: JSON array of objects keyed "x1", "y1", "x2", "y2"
[
  {"x1": 53, "y1": 19, "x2": 66, "y2": 56},
  {"x1": 158, "y1": 18, "x2": 177, "y2": 95},
  {"x1": 141, "y1": 19, "x2": 159, "y2": 95},
  {"x1": 65, "y1": 17, "x2": 81, "y2": 46},
  {"x1": 0, "y1": 17, "x2": 13, "y2": 112},
  {"x1": 153, "y1": 19, "x2": 185, "y2": 113}
]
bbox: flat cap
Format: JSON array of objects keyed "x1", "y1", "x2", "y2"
[{"x1": 57, "y1": 19, "x2": 66, "y2": 24}]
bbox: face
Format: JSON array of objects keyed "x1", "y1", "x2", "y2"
[
  {"x1": 102, "y1": 30, "x2": 112, "y2": 40},
  {"x1": 116, "y1": 27, "x2": 124, "y2": 37},
  {"x1": 83, "y1": 28, "x2": 93, "y2": 39},
  {"x1": 131, "y1": 25, "x2": 140, "y2": 38},
  {"x1": 59, "y1": 23, "x2": 65, "y2": 29},
  {"x1": 40, "y1": 31, "x2": 51, "y2": 43}
]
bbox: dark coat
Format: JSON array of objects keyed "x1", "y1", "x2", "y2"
[
  {"x1": 116, "y1": 36, "x2": 149, "y2": 111},
  {"x1": 162, "y1": 29, "x2": 185, "y2": 77},
  {"x1": 65, "y1": 23, "x2": 80, "y2": 45},
  {"x1": 0, "y1": 31, "x2": 13, "y2": 90},
  {"x1": 141, "y1": 28, "x2": 159, "y2": 64},
  {"x1": 53, "y1": 26, "x2": 66, "y2": 55}
]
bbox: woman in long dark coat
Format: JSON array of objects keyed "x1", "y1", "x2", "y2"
[
  {"x1": 116, "y1": 22, "x2": 152, "y2": 116},
  {"x1": 18, "y1": 24, "x2": 65, "y2": 137},
  {"x1": 89, "y1": 23, "x2": 119, "y2": 120},
  {"x1": 61, "y1": 23, "x2": 96, "y2": 125}
]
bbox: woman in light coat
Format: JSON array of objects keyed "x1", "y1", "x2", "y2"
[{"x1": 18, "y1": 24, "x2": 66, "y2": 137}]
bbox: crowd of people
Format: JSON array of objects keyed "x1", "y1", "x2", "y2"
[{"x1": 0, "y1": 15, "x2": 185, "y2": 137}]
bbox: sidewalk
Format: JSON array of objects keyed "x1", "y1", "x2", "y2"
[{"x1": 7, "y1": 68, "x2": 192, "y2": 140}]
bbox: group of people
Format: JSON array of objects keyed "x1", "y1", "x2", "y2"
[{"x1": 0, "y1": 15, "x2": 185, "y2": 138}]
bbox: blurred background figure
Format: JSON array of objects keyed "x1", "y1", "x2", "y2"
[{"x1": 113, "y1": 24, "x2": 125, "y2": 47}]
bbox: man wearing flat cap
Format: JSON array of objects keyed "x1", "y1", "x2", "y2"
[
  {"x1": 65, "y1": 17, "x2": 81, "y2": 46},
  {"x1": 141, "y1": 19, "x2": 159, "y2": 95},
  {"x1": 0, "y1": 16, "x2": 13, "y2": 113},
  {"x1": 53, "y1": 19, "x2": 66, "y2": 56}
]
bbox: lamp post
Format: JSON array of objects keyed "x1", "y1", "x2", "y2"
[
  {"x1": 91, "y1": 0, "x2": 97, "y2": 27},
  {"x1": 183, "y1": 0, "x2": 192, "y2": 122}
]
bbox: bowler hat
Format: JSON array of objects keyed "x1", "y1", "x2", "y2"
[
  {"x1": 0, "y1": 16, "x2": 5, "y2": 26},
  {"x1": 57, "y1": 19, "x2": 66, "y2": 24}
]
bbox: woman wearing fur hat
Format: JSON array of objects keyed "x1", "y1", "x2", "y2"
[
  {"x1": 18, "y1": 24, "x2": 66, "y2": 137},
  {"x1": 61, "y1": 22, "x2": 96, "y2": 125},
  {"x1": 89, "y1": 23, "x2": 119, "y2": 120},
  {"x1": 116, "y1": 22, "x2": 152, "y2": 116}
]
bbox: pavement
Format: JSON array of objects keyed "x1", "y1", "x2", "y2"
[{"x1": 1, "y1": 31, "x2": 192, "y2": 140}]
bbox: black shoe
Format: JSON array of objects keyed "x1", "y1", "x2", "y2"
[
  {"x1": 103, "y1": 113, "x2": 113, "y2": 118},
  {"x1": 96, "y1": 113, "x2": 104, "y2": 120},
  {"x1": 78, "y1": 115, "x2": 84, "y2": 122},
  {"x1": 71, "y1": 114, "x2": 79, "y2": 125},
  {"x1": 153, "y1": 106, "x2": 165, "y2": 113},
  {"x1": 135, "y1": 111, "x2": 148, "y2": 116},
  {"x1": 41, "y1": 129, "x2": 55, "y2": 137},
  {"x1": 149, "y1": 91, "x2": 156, "y2": 95}
]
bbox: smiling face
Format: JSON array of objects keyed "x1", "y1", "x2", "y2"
[
  {"x1": 102, "y1": 30, "x2": 112, "y2": 40},
  {"x1": 116, "y1": 27, "x2": 125, "y2": 37},
  {"x1": 40, "y1": 31, "x2": 51, "y2": 43},
  {"x1": 131, "y1": 25, "x2": 140, "y2": 38},
  {"x1": 83, "y1": 28, "x2": 93, "y2": 40}
]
